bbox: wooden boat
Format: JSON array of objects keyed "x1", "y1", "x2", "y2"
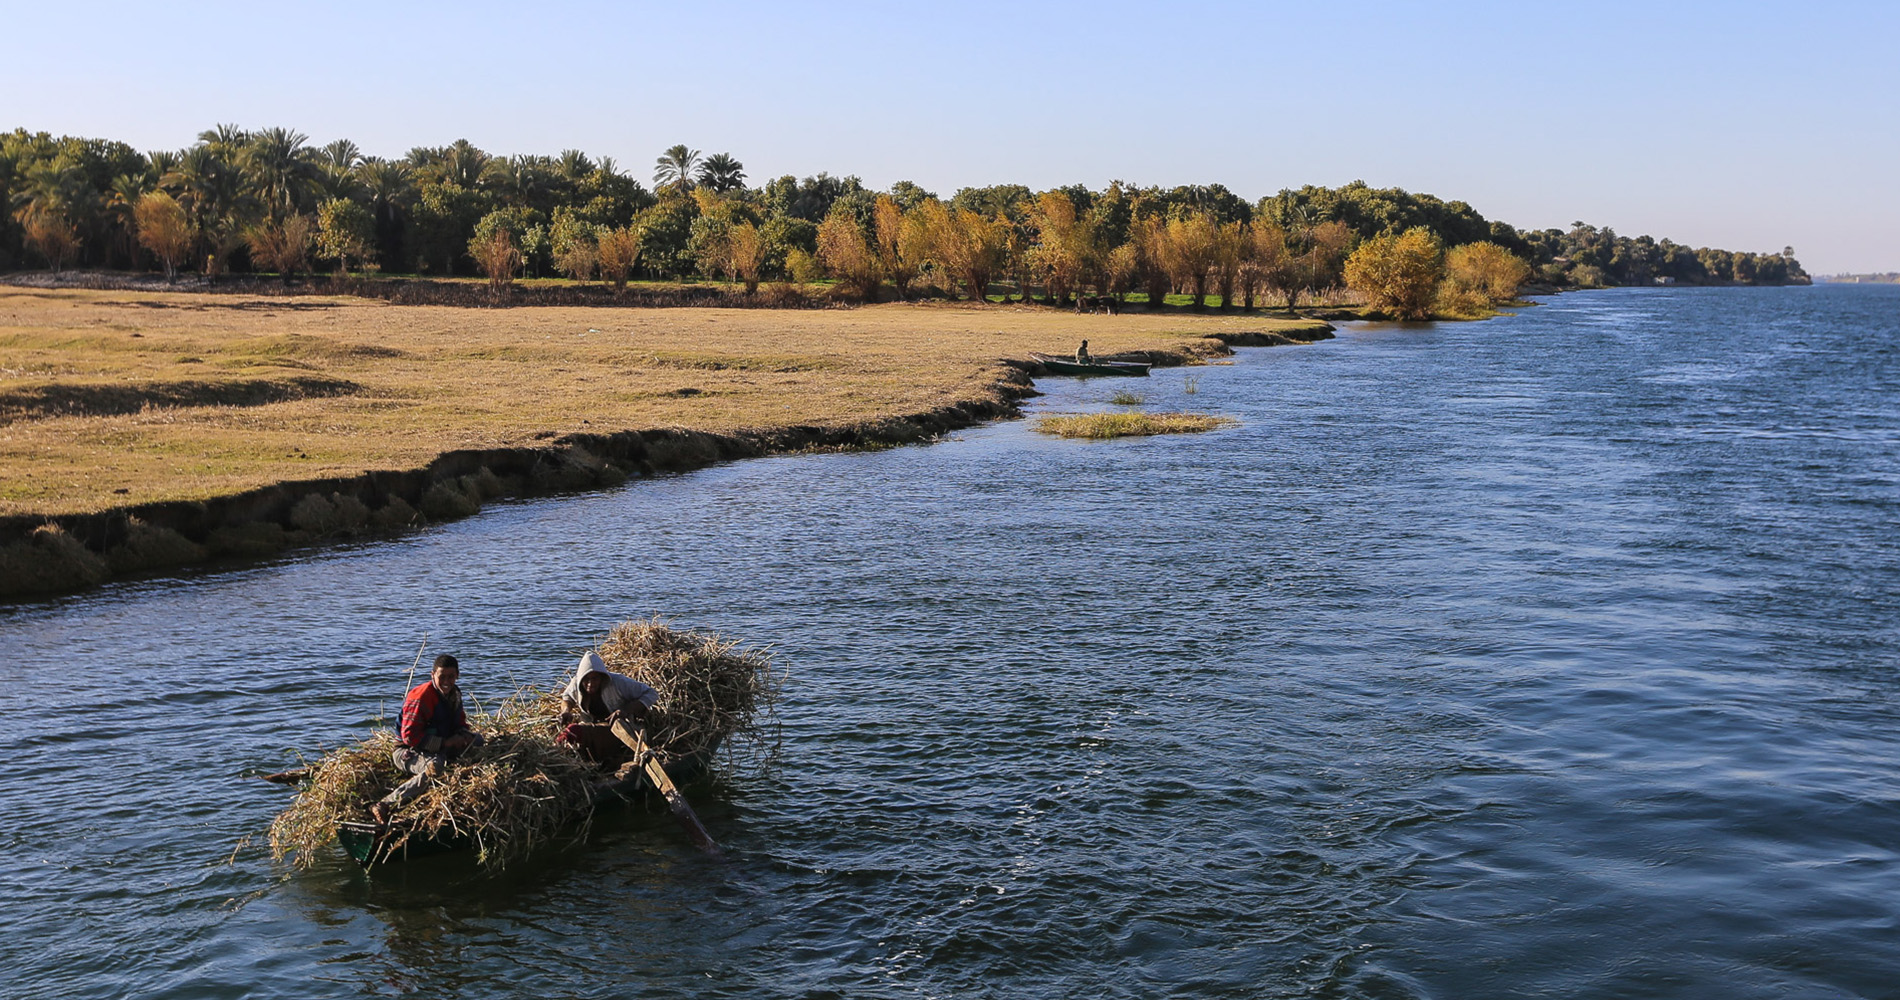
[
  {"x1": 334, "y1": 746, "x2": 717, "y2": 867},
  {"x1": 1029, "y1": 352, "x2": 1151, "y2": 377}
]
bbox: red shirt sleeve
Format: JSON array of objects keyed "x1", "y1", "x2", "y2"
[{"x1": 398, "y1": 683, "x2": 434, "y2": 748}]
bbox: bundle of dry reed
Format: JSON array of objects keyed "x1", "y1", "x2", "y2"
[
  {"x1": 590, "y1": 617, "x2": 781, "y2": 767},
  {"x1": 269, "y1": 708, "x2": 601, "y2": 869},
  {"x1": 268, "y1": 619, "x2": 779, "y2": 870}
]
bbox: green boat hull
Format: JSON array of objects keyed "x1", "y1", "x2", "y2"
[{"x1": 1030, "y1": 352, "x2": 1151, "y2": 377}]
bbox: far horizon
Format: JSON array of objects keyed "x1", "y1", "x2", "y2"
[{"x1": 7, "y1": 0, "x2": 1895, "y2": 274}]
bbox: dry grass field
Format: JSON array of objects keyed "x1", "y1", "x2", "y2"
[{"x1": 0, "y1": 287, "x2": 1329, "y2": 518}]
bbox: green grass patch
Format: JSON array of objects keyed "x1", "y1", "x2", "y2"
[
  {"x1": 1108, "y1": 389, "x2": 1146, "y2": 405},
  {"x1": 1035, "y1": 411, "x2": 1235, "y2": 439}
]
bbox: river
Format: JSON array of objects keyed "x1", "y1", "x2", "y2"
[{"x1": 3, "y1": 284, "x2": 1896, "y2": 998}]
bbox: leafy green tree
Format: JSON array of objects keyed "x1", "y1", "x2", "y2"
[
  {"x1": 762, "y1": 173, "x2": 862, "y2": 221},
  {"x1": 633, "y1": 197, "x2": 699, "y2": 277},
  {"x1": 760, "y1": 215, "x2": 817, "y2": 278},
  {"x1": 548, "y1": 208, "x2": 597, "y2": 281},
  {"x1": 887, "y1": 180, "x2": 936, "y2": 211},
  {"x1": 409, "y1": 182, "x2": 489, "y2": 275},
  {"x1": 315, "y1": 198, "x2": 376, "y2": 274}
]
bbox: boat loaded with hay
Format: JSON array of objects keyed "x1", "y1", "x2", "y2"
[{"x1": 269, "y1": 618, "x2": 778, "y2": 869}]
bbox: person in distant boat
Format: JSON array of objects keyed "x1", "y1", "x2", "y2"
[
  {"x1": 1076, "y1": 339, "x2": 1092, "y2": 364},
  {"x1": 370, "y1": 654, "x2": 484, "y2": 825},
  {"x1": 556, "y1": 651, "x2": 659, "y2": 771}
]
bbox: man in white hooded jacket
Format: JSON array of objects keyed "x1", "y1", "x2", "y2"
[{"x1": 555, "y1": 651, "x2": 659, "y2": 770}]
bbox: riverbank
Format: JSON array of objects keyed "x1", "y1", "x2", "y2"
[{"x1": 0, "y1": 287, "x2": 1333, "y2": 597}]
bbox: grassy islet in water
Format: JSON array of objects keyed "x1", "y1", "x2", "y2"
[{"x1": 1034, "y1": 411, "x2": 1235, "y2": 439}]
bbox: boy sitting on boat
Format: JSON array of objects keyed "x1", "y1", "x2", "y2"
[
  {"x1": 556, "y1": 651, "x2": 659, "y2": 772},
  {"x1": 370, "y1": 654, "x2": 484, "y2": 824}
]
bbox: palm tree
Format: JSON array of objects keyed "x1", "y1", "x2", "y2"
[
  {"x1": 442, "y1": 139, "x2": 489, "y2": 188},
  {"x1": 197, "y1": 123, "x2": 251, "y2": 149},
  {"x1": 107, "y1": 173, "x2": 153, "y2": 268},
  {"x1": 315, "y1": 139, "x2": 362, "y2": 200},
  {"x1": 147, "y1": 149, "x2": 181, "y2": 178},
  {"x1": 697, "y1": 153, "x2": 745, "y2": 193},
  {"x1": 242, "y1": 126, "x2": 321, "y2": 221},
  {"x1": 556, "y1": 149, "x2": 595, "y2": 182},
  {"x1": 354, "y1": 157, "x2": 413, "y2": 268},
  {"x1": 164, "y1": 144, "x2": 249, "y2": 275},
  {"x1": 10, "y1": 157, "x2": 97, "y2": 272},
  {"x1": 481, "y1": 155, "x2": 550, "y2": 208},
  {"x1": 320, "y1": 139, "x2": 360, "y2": 173},
  {"x1": 653, "y1": 145, "x2": 701, "y2": 192}
]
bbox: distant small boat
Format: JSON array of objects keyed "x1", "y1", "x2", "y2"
[{"x1": 1030, "y1": 352, "x2": 1151, "y2": 377}]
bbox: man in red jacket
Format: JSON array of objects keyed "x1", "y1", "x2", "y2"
[{"x1": 370, "y1": 653, "x2": 484, "y2": 824}]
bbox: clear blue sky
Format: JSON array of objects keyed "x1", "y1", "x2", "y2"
[{"x1": 6, "y1": 0, "x2": 1895, "y2": 272}]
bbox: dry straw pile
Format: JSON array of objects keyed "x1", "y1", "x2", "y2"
[
  {"x1": 269, "y1": 618, "x2": 779, "y2": 870},
  {"x1": 593, "y1": 617, "x2": 781, "y2": 765}
]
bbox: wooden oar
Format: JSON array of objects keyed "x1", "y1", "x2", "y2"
[{"x1": 610, "y1": 719, "x2": 721, "y2": 856}]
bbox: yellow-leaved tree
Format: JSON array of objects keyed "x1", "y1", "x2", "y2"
[
  {"x1": 596, "y1": 226, "x2": 642, "y2": 293},
  {"x1": 915, "y1": 200, "x2": 1010, "y2": 303},
  {"x1": 873, "y1": 196, "x2": 928, "y2": 301},
  {"x1": 135, "y1": 191, "x2": 192, "y2": 281},
  {"x1": 1444, "y1": 241, "x2": 1531, "y2": 303},
  {"x1": 816, "y1": 208, "x2": 881, "y2": 301},
  {"x1": 1025, "y1": 190, "x2": 1090, "y2": 307},
  {"x1": 1344, "y1": 227, "x2": 1443, "y2": 319}
]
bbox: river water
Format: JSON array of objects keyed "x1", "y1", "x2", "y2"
[{"x1": 3, "y1": 285, "x2": 1897, "y2": 999}]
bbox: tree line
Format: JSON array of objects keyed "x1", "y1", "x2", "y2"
[{"x1": 1, "y1": 126, "x2": 1809, "y2": 316}]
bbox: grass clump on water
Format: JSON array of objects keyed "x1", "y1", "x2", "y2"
[
  {"x1": 1108, "y1": 389, "x2": 1146, "y2": 406},
  {"x1": 268, "y1": 618, "x2": 779, "y2": 870},
  {"x1": 1034, "y1": 411, "x2": 1236, "y2": 439}
]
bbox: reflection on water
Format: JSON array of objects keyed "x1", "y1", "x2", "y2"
[{"x1": 2, "y1": 285, "x2": 1898, "y2": 998}]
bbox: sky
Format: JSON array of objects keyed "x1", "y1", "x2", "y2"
[{"x1": 5, "y1": 0, "x2": 1895, "y2": 273}]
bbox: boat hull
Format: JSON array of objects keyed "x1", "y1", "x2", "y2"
[{"x1": 1030, "y1": 353, "x2": 1151, "y2": 377}]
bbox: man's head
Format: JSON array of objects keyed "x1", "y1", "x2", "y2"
[
  {"x1": 580, "y1": 671, "x2": 607, "y2": 697},
  {"x1": 430, "y1": 654, "x2": 460, "y2": 697}
]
